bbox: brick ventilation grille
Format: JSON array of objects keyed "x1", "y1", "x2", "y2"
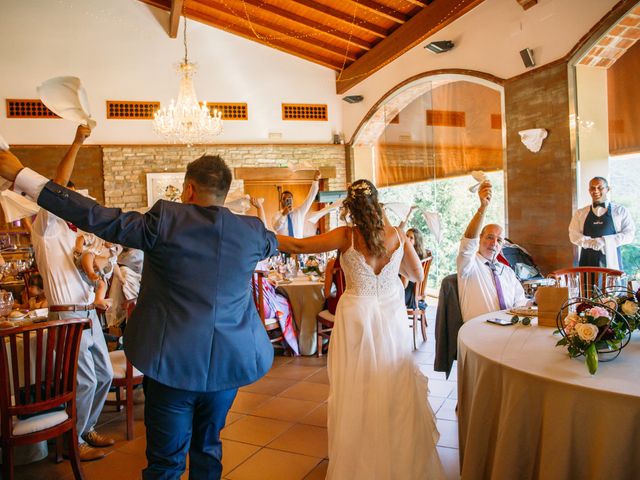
[
  {"x1": 106, "y1": 101, "x2": 160, "y2": 119},
  {"x1": 6, "y1": 99, "x2": 59, "y2": 118},
  {"x1": 207, "y1": 103, "x2": 248, "y2": 120},
  {"x1": 426, "y1": 110, "x2": 466, "y2": 127},
  {"x1": 282, "y1": 104, "x2": 328, "y2": 121},
  {"x1": 491, "y1": 114, "x2": 502, "y2": 130}
]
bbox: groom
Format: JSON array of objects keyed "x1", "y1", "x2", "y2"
[{"x1": 0, "y1": 151, "x2": 278, "y2": 479}]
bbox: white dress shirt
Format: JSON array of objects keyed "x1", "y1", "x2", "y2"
[
  {"x1": 568, "y1": 202, "x2": 635, "y2": 270},
  {"x1": 457, "y1": 237, "x2": 527, "y2": 322},
  {"x1": 272, "y1": 180, "x2": 319, "y2": 238},
  {"x1": 15, "y1": 168, "x2": 94, "y2": 305}
]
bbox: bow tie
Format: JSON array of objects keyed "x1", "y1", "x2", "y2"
[{"x1": 592, "y1": 202, "x2": 606, "y2": 209}]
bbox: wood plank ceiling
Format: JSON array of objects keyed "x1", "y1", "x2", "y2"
[{"x1": 139, "y1": 0, "x2": 486, "y2": 93}]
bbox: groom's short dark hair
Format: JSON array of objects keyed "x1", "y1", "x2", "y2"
[{"x1": 185, "y1": 155, "x2": 232, "y2": 200}]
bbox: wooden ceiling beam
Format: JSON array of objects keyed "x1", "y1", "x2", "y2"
[
  {"x1": 336, "y1": 0, "x2": 486, "y2": 94},
  {"x1": 169, "y1": 0, "x2": 185, "y2": 38},
  {"x1": 188, "y1": 9, "x2": 345, "y2": 70},
  {"x1": 344, "y1": 0, "x2": 409, "y2": 24},
  {"x1": 515, "y1": 0, "x2": 538, "y2": 10},
  {"x1": 240, "y1": 0, "x2": 372, "y2": 51},
  {"x1": 291, "y1": 0, "x2": 388, "y2": 39},
  {"x1": 193, "y1": 1, "x2": 358, "y2": 62},
  {"x1": 404, "y1": 0, "x2": 431, "y2": 6}
]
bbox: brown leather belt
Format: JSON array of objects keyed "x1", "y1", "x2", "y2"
[{"x1": 49, "y1": 304, "x2": 95, "y2": 312}]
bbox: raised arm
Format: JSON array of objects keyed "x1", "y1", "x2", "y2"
[
  {"x1": 53, "y1": 125, "x2": 91, "y2": 186},
  {"x1": 398, "y1": 229, "x2": 423, "y2": 283},
  {"x1": 463, "y1": 180, "x2": 491, "y2": 239},
  {"x1": 297, "y1": 170, "x2": 321, "y2": 216},
  {"x1": 277, "y1": 226, "x2": 349, "y2": 255},
  {"x1": 250, "y1": 196, "x2": 268, "y2": 227}
]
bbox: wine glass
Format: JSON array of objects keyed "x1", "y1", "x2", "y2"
[{"x1": 0, "y1": 291, "x2": 14, "y2": 317}]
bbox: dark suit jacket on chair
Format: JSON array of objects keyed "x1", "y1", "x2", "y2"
[
  {"x1": 38, "y1": 181, "x2": 278, "y2": 392},
  {"x1": 434, "y1": 274, "x2": 463, "y2": 379}
]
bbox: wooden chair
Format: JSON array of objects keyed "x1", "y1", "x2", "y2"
[
  {"x1": 0, "y1": 318, "x2": 90, "y2": 480},
  {"x1": 104, "y1": 298, "x2": 143, "y2": 441},
  {"x1": 252, "y1": 271, "x2": 287, "y2": 352},
  {"x1": 408, "y1": 256, "x2": 433, "y2": 350},
  {"x1": 316, "y1": 265, "x2": 345, "y2": 357},
  {"x1": 549, "y1": 267, "x2": 624, "y2": 298}
]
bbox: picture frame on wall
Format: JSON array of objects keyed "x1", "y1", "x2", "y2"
[{"x1": 145, "y1": 172, "x2": 185, "y2": 207}]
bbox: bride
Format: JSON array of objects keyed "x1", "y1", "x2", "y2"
[{"x1": 277, "y1": 180, "x2": 445, "y2": 479}]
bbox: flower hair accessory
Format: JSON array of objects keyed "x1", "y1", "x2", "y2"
[{"x1": 350, "y1": 183, "x2": 372, "y2": 198}]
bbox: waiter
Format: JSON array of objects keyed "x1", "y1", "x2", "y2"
[{"x1": 568, "y1": 176, "x2": 635, "y2": 269}]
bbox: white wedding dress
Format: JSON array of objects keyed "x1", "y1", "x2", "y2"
[{"x1": 326, "y1": 229, "x2": 445, "y2": 479}]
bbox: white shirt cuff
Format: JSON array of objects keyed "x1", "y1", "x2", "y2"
[{"x1": 13, "y1": 168, "x2": 49, "y2": 202}]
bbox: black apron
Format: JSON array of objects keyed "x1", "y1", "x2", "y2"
[{"x1": 579, "y1": 206, "x2": 621, "y2": 268}]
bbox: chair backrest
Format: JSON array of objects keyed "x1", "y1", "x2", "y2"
[
  {"x1": 251, "y1": 270, "x2": 270, "y2": 327},
  {"x1": 332, "y1": 265, "x2": 346, "y2": 297},
  {"x1": 550, "y1": 267, "x2": 624, "y2": 298},
  {"x1": 413, "y1": 256, "x2": 433, "y2": 301},
  {"x1": 0, "y1": 318, "x2": 89, "y2": 436}
]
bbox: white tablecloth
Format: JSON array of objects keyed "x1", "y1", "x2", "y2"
[
  {"x1": 458, "y1": 311, "x2": 640, "y2": 480},
  {"x1": 277, "y1": 275, "x2": 325, "y2": 355}
]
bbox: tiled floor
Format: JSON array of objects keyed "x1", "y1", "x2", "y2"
[{"x1": 10, "y1": 305, "x2": 460, "y2": 479}]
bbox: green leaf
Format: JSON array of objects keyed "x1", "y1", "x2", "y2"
[
  {"x1": 596, "y1": 317, "x2": 610, "y2": 327},
  {"x1": 556, "y1": 338, "x2": 568, "y2": 347}
]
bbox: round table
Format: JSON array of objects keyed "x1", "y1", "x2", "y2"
[
  {"x1": 457, "y1": 311, "x2": 640, "y2": 480},
  {"x1": 277, "y1": 275, "x2": 325, "y2": 355}
]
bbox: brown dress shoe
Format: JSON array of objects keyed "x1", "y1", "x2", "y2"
[
  {"x1": 83, "y1": 429, "x2": 116, "y2": 447},
  {"x1": 78, "y1": 443, "x2": 106, "y2": 462}
]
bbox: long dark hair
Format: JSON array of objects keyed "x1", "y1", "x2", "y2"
[
  {"x1": 407, "y1": 228, "x2": 426, "y2": 259},
  {"x1": 341, "y1": 179, "x2": 386, "y2": 257}
]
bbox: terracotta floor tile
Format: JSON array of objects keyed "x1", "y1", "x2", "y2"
[
  {"x1": 251, "y1": 396, "x2": 320, "y2": 422},
  {"x1": 272, "y1": 355, "x2": 293, "y2": 367},
  {"x1": 299, "y1": 403, "x2": 327, "y2": 428},
  {"x1": 305, "y1": 368, "x2": 329, "y2": 385},
  {"x1": 220, "y1": 415, "x2": 294, "y2": 446},
  {"x1": 230, "y1": 391, "x2": 273, "y2": 414},
  {"x1": 79, "y1": 449, "x2": 149, "y2": 480},
  {"x1": 226, "y1": 448, "x2": 320, "y2": 480},
  {"x1": 221, "y1": 440, "x2": 261, "y2": 477},
  {"x1": 115, "y1": 434, "x2": 148, "y2": 457},
  {"x1": 279, "y1": 382, "x2": 329, "y2": 402},
  {"x1": 268, "y1": 423, "x2": 328, "y2": 458},
  {"x1": 286, "y1": 356, "x2": 327, "y2": 367},
  {"x1": 303, "y1": 459, "x2": 328, "y2": 480},
  {"x1": 266, "y1": 364, "x2": 321, "y2": 381},
  {"x1": 226, "y1": 411, "x2": 246, "y2": 427},
  {"x1": 240, "y1": 376, "x2": 297, "y2": 396}
]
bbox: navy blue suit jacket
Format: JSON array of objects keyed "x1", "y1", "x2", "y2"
[{"x1": 38, "y1": 181, "x2": 278, "y2": 392}]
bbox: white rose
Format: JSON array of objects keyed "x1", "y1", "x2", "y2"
[
  {"x1": 563, "y1": 313, "x2": 580, "y2": 326},
  {"x1": 575, "y1": 323, "x2": 599, "y2": 342},
  {"x1": 621, "y1": 300, "x2": 639, "y2": 316}
]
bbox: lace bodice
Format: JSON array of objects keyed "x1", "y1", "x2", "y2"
[{"x1": 340, "y1": 240, "x2": 404, "y2": 297}]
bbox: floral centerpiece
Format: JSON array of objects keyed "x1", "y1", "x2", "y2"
[
  {"x1": 595, "y1": 286, "x2": 640, "y2": 332},
  {"x1": 302, "y1": 256, "x2": 322, "y2": 276},
  {"x1": 556, "y1": 297, "x2": 632, "y2": 375}
]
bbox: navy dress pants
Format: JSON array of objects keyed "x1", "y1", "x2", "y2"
[{"x1": 142, "y1": 377, "x2": 238, "y2": 480}]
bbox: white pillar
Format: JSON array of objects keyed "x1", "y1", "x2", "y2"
[{"x1": 576, "y1": 65, "x2": 610, "y2": 207}]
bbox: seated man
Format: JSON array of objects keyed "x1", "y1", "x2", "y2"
[{"x1": 457, "y1": 180, "x2": 527, "y2": 321}]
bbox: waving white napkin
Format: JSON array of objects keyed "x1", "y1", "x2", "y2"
[
  {"x1": 468, "y1": 170, "x2": 488, "y2": 193},
  {"x1": 0, "y1": 190, "x2": 39, "y2": 222},
  {"x1": 383, "y1": 202, "x2": 412, "y2": 221},
  {"x1": 225, "y1": 195, "x2": 251, "y2": 214},
  {"x1": 0, "y1": 133, "x2": 8, "y2": 152},
  {"x1": 37, "y1": 76, "x2": 96, "y2": 128},
  {"x1": 306, "y1": 198, "x2": 343, "y2": 225},
  {"x1": 0, "y1": 134, "x2": 15, "y2": 191},
  {"x1": 422, "y1": 210, "x2": 443, "y2": 244}
]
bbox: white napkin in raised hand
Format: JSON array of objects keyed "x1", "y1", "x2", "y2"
[
  {"x1": 37, "y1": 76, "x2": 96, "y2": 128},
  {"x1": 225, "y1": 195, "x2": 251, "y2": 214},
  {"x1": 383, "y1": 202, "x2": 411, "y2": 221},
  {"x1": 0, "y1": 134, "x2": 15, "y2": 191},
  {"x1": 0, "y1": 190, "x2": 39, "y2": 222},
  {"x1": 468, "y1": 170, "x2": 488, "y2": 193},
  {"x1": 306, "y1": 198, "x2": 343, "y2": 224},
  {"x1": 0, "y1": 133, "x2": 8, "y2": 152},
  {"x1": 422, "y1": 210, "x2": 443, "y2": 244}
]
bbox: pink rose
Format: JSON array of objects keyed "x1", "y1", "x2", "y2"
[{"x1": 587, "y1": 306, "x2": 609, "y2": 319}]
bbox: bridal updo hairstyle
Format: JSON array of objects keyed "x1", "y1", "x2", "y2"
[{"x1": 341, "y1": 179, "x2": 387, "y2": 257}]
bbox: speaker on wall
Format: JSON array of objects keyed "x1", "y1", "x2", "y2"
[{"x1": 520, "y1": 48, "x2": 535, "y2": 68}]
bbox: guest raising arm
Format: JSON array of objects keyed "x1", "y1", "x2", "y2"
[
  {"x1": 272, "y1": 169, "x2": 321, "y2": 238},
  {"x1": 457, "y1": 180, "x2": 527, "y2": 322}
]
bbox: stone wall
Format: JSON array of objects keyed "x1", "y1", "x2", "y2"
[
  {"x1": 504, "y1": 63, "x2": 576, "y2": 275},
  {"x1": 102, "y1": 144, "x2": 347, "y2": 209}
]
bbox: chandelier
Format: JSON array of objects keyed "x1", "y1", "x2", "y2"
[{"x1": 153, "y1": 16, "x2": 222, "y2": 145}]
